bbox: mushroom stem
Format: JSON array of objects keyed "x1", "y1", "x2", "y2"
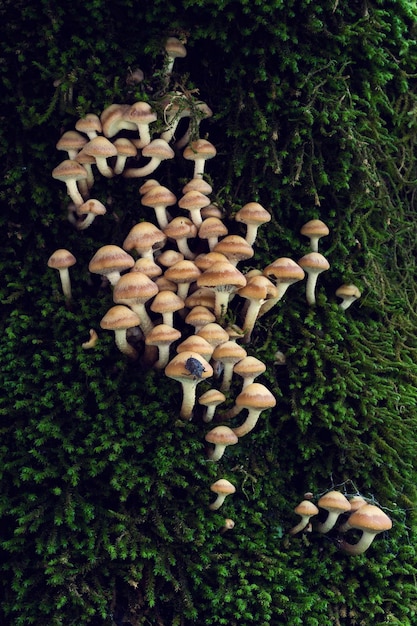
[
  {"x1": 339, "y1": 532, "x2": 380, "y2": 556},
  {"x1": 232, "y1": 409, "x2": 262, "y2": 437},
  {"x1": 57, "y1": 267, "x2": 72, "y2": 301},
  {"x1": 113, "y1": 329, "x2": 139, "y2": 360},
  {"x1": 179, "y1": 379, "x2": 199, "y2": 420},
  {"x1": 208, "y1": 494, "x2": 228, "y2": 511}
]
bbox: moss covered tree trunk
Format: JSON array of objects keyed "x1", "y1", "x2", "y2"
[{"x1": 1, "y1": 1, "x2": 417, "y2": 624}]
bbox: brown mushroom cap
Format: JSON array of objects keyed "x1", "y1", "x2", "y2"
[
  {"x1": 316, "y1": 490, "x2": 351, "y2": 533},
  {"x1": 47, "y1": 248, "x2": 77, "y2": 271},
  {"x1": 75, "y1": 113, "x2": 102, "y2": 138},
  {"x1": 205, "y1": 425, "x2": 238, "y2": 460},
  {"x1": 234, "y1": 202, "x2": 271, "y2": 245},
  {"x1": 100, "y1": 305, "x2": 140, "y2": 331},
  {"x1": 210, "y1": 479, "x2": 236, "y2": 496},
  {"x1": 56, "y1": 130, "x2": 88, "y2": 158},
  {"x1": 213, "y1": 235, "x2": 254, "y2": 266},
  {"x1": 51, "y1": 159, "x2": 88, "y2": 206},
  {"x1": 339, "y1": 504, "x2": 393, "y2": 555},
  {"x1": 123, "y1": 222, "x2": 167, "y2": 258},
  {"x1": 89, "y1": 245, "x2": 135, "y2": 286},
  {"x1": 300, "y1": 219, "x2": 329, "y2": 252}
]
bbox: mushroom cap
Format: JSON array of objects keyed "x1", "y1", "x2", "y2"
[
  {"x1": 183, "y1": 139, "x2": 216, "y2": 162},
  {"x1": 56, "y1": 130, "x2": 88, "y2": 154},
  {"x1": 141, "y1": 138, "x2": 175, "y2": 160},
  {"x1": 157, "y1": 249, "x2": 185, "y2": 268},
  {"x1": 263, "y1": 257, "x2": 305, "y2": 284},
  {"x1": 185, "y1": 288, "x2": 216, "y2": 310},
  {"x1": 47, "y1": 249, "x2": 77, "y2": 270},
  {"x1": 141, "y1": 184, "x2": 177, "y2": 209},
  {"x1": 197, "y1": 261, "x2": 247, "y2": 290},
  {"x1": 194, "y1": 251, "x2": 230, "y2": 271},
  {"x1": 298, "y1": 252, "x2": 330, "y2": 274},
  {"x1": 346, "y1": 504, "x2": 392, "y2": 533},
  {"x1": 100, "y1": 305, "x2": 141, "y2": 330},
  {"x1": 212, "y1": 340, "x2": 247, "y2": 365},
  {"x1": 300, "y1": 219, "x2": 329, "y2": 240},
  {"x1": 205, "y1": 425, "x2": 238, "y2": 446},
  {"x1": 139, "y1": 178, "x2": 160, "y2": 195},
  {"x1": 165, "y1": 350, "x2": 213, "y2": 380},
  {"x1": 197, "y1": 322, "x2": 230, "y2": 347},
  {"x1": 294, "y1": 500, "x2": 320, "y2": 517},
  {"x1": 235, "y1": 202, "x2": 271, "y2": 226},
  {"x1": 113, "y1": 137, "x2": 138, "y2": 158},
  {"x1": 317, "y1": 490, "x2": 351, "y2": 514},
  {"x1": 176, "y1": 334, "x2": 214, "y2": 359},
  {"x1": 198, "y1": 389, "x2": 226, "y2": 408},
  {"x1": 238, "y1": 275, "x2": 278, "y2": 300},
  {"x1": 348, "y1": 495, "x2": 368, "y2": 513},
  {"x1": 145, "y1": 323, "x2": 181, "y2": 346},
  {"x1": 178, "y1": 190, "x2": 211, "y2": 212},
  {"x1": 213, "y1": 235, "x2": 254, "y2": 264},
  {"x1": 123, "y1": 222, "x2": 167, "y2": 254},
  {"x1": 165, "y1": 36, "x2": 187, "y2": 59},
  {"x1": 75, "y1": 113, "x2": 102, "y2": 136},
  {"x1": 183, "y1": 178, "x2": 213, "y2": 195},
  {"x1": 235, "y1": 382, "x2": 276, "y2": 410},
  {"x1": 185, "y1": 305, "x2": 216, "y2": 328},
  {"x1": 131, "y1": 257, "x2": 163, "y2": 278},
  {"x1": 233, "y1": 356, "x2": 266, "y2": 380},
  {"x1": 164, "y1": 259, "x2": 201, "y2": 285},
  {"x1": 52, "y1": 159, "x2": 88, "y2": 183},
  {"x1": 77, "y1": 198, "x2": 107, "y2": 217},
  {"x1": 89, "y1": 245, "x2": 135, "y2": 276},
  {"x1": 198, "y1": 217, "x2": 229, "y2": 241},
  {"x1": 113, "y1": 271, "x2": 159, "y2": 305},
  {"x1": 124, "y1": 101, "x2": 157, "y2": 126},
  {"x1": 335, "y1": 284, "x2": 362, "y2": 300},
  {"x1": 210, "y1": 479, "x2": 236, "y2": 495},
  {"x1": 100, "y1": 103, "x2": 137, "y2": 137},
  {"x1": 164, "y1": 216, "x2": 198, "y2": 240},
  {"x1": 150, "y1": 290, "x2": 184, "y2": 315},
  {"x1": 83, "y1": 136, "x2": 118, "y2": 159}
]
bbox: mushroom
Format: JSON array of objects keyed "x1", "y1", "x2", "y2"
[
  {"x1": 231, "y1": 383, "x2": 276, "y2": 437},
  {"x1": 232, "y1": 356, "x2": 267, "y2": 390},
  {"x1": 234, "y1": 202, "x2": 271, "y2": 246},
  {"x1": 83, "y1": 136, "x2": 118, "y2": 178},
  {"x1": 75, "y1": 113, "x2": 102, "y2": 139},
  {"x1": 337, "y1": 496, "x2": 368, "y2": 533},
  {"x1": 113, "y1": 138, "x2": 138, "y2": 175},
  {"x1": 185, "y1": 306, "x2": 216, "y2": 333},
  {"x1": 76, "y1": 198, "x2": 107, "y2": 230},
  {"x1": 300, "y1": 219, "x2": 329, "y2": 252},
  {"x1": 164, "y1": 37, "x2": 187, "y2": 77},
  {"x1": 178, "y1": 190, "x2": 211, "y2": 227},
  {"x1": 335, "y1": 284, "x2": 362, "y2": 310},
  {"x1": 141, "y1": 184, "x2": 177, "y2": 229},
  {"x1": 165, "y1": 351, "x2": 213, "y2": 419},
  {"x1": 183, "y1": 139, "x2": 217, "y2": 179},
  {"x1": 123, "y1": 139, "x2": 174, "y2": 178},
  {"x1": 163, "y1": 217, "x2": 198, "y2": 259},
  {"x1": 164, "y1": 259, "x2": 201, "y2": 300},
  {"x1": 316, "y1": 491, "x2": 351, "y2": 533},
  {"x1": 47, "y1": 249, "x2": 77, "y2": 301},
  {"x1": 209, "y1": 479, "x2": 236, "y2": 510},
  {"x1": 198, "y1": 389, "x2": 226, "y2": 423},
  {"x1": 289, "y1": 500, "x2": 320, "y2": 535},
  {"x1": 213, "y1": 235, "x2": 254, "y2": 267},
  {"x1": 51, "y1": 160, "x2": 88, "y2": 207},
  {"x1": 298, "y1": 252, "x2": 330, "y2": 306},
  {"x1": 100, "y1": 305, "x2": 141, "y2": 359},
  {"x1": 145, "y1": 323, "x2": 181, "y2": 369},
  {"x1": 237, "y1": 275, "x2": 278, "y2": 343},
  {"x1": 100, "y1": 103, "x2": 137, "y2": 137},
  {"x1": 197, "y1": 261, "x2": 247, "y2": 321},
  {"x1": 220, "y1": 518, "x2": 235, "y2": 534},
  {"x1": 198, "y1": 217, "x2": 229, "y2": 251},
  {"x1": 338, "y1": 504, "x2": 392, "y2": 555},
  {"x1": 56, "y1": 130, "x2": 87, "y2": 160},
  {"x1": 82, "y1": 328, "x2": 99, "y2": 349},
  {"x1": 123, "y1": 222, "x2": 167, "y2": 260},
  {"x1": 150, "y1": 290, "x2": 184, "y2": 327},
  {"x1": 123, "y1": 101, "x2": 157, "y2": 148},
  {"x1": 205, "y1": 425, "x2": 238, "y2": 461},
  {"x1": 176, "y1": 335, "x2": 214, "y2": 361},
  {"x1": 211, "y1": 341, "x2": 247, "y2": 392},
  {"x1": 112, "y1": 271, "x2": 159, "y2": 335},
  {"x1": 88, "y1": 245, "x2": 135, "y2": 286}
]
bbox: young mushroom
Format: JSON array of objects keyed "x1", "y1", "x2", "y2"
[
  {"x1": 300, "y1": 219, "x2": 330, "y2": 252},
  {"x1": 298, "y1": 252, "x2": 330, "y2": 306},
  {"x1": 208, "y1": 479, "x2": 236, "y2": 510},
  {"x1": 338, "y1": 504, "x2": 392, "y2": 555},
  {"x1": 316, "y1": 490, "x2": 351, "y2": 534},
  {"x1": 231, "y1": 383, "x2": 276, "y2": 437},
  {"x1": 145, "y1": 323, "x2": 181, "y2": 369},
  {"x1": 234, "y1": 202, "x2": 271, "y2": 246},
  {"x1": 289, "y1": 500, "x2": 320, "y2": 535},
  {"x1": 205, "y1": 425, "x2": 238, "y2": 461},
  {"x1": 112, "y1": 271, "x2": 158, "y2": 336},
  {"x1": 52, "y1": 160, "x2": 88, "y2": 207},
  {"x1": 183, "y1": 139, "x2": 217, "y2": 179},
  {"x1": 335, "y1": 284, "x2": 362, "y2": 310},
  {"x1": 197, "y1": 261, "x2": 247, "y2": 321},
  {"x1": 76, "y1": 198, "x2": 107, "y2": 230},
  {"x1": 198, "y1": 389, "x2": 226, "y2": 423},
  {"x1": 123, "y1": 139, "x2": 174, "y2": 178},
  {"x1": 100, "y1": 305, "x2": 141, "y2": 359},
  {"x1": 165, "y1": 351, "x2": 213, "y2": 420},
  {"x1": 47, "y1": 249, "x2": 77, "y2": 302}
]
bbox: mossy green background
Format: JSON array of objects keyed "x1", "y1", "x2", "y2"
[{"x1": 1, "y1": 0, "x2": 417, "y2": 624}]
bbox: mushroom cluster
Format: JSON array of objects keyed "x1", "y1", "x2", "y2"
[
  {"x1": 289, "y1": 490, "x2": 392, "y2": 555},
  {"x1": 47, "y1": 36, "x2": 363, "y2": 536}
]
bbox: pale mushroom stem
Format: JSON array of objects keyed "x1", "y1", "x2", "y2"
[
  {"x1": 208, "y1": 443, "x2": 228, "y2": 462},
  {"x1": 192, "y1": 158, "x2": 206, "y2": 179},
  {"x1": 179, "y1": 379, "x2": 199, "y2": 420},
  {"x1": 57, "y1": 268, "x2": 72, "y2": 301},
  {"x1": 305, "y1": 273, "x2": 320, "y2": 306},
  {"x1": 202, "y1": 405, "x2": 217, "y2": 423},
  {"x1": 113, "y1": 329, "x2": 138, "y2": 360},
  {"x1": 124, "y1": 158, "x2": 161, "y2": 178},
  {"x1": 76, "y1": 213, "x2": 97, "y2": 230},
  {"x1": 65, "y1": 179, "x2": 85, "y2": 207},
  {"x1": 153, "y1": 345, "x2": 171, "y2": 370},
  {"x1": 245, "y1": 224, "x2": 261, "y2": 247},
  {"x1": 232, "y1": 409, "x2": 261, "y2": 437},
  {"x1": 242, "y1": 300, "x2": 264, "y2": 343},
  {"x1": 289, "y1": 516, "x2": 314, "y2": 535},
  {"x1": 339, "y1": 532, "x2": 379, "y2": 555},
  {"x1": 214, "y1": 289, "x2": 232, "y2": 321},
  {"x1": 208, "y1": 494, "x2": 228, "y2": 511},
  {"x1": 316, "y1": 511, "x2": 343, "y2": 534},
  {"x1": 220, "y1": 363, "x2": 235, "y2": 393},
  {"x1": 129, "y1": 303, "x2": 154, "y2": 336},
  {"x1": 257, "y1": 283, "x2": 291, "y2": 318}
]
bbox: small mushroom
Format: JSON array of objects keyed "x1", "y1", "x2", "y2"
[
  {"x1": 165, "y1": 351, "x2": 213, "y2": 420},
  {"x1": 52, "y1": 160, "x2": 88, "y2": 207},
  {"x1": 316, "y1": 490, "x2": 351, "y2": 534},
  {"x1": 205, "y1": 425, "x2": 238, "y2": 461},
  {"x1": 89, "y1": 245, "x2": 135, "y2": 286},
  {"x1": 335, "y1": 284, "x2": 361, "y2": 310},
  {"x1": 338, "y1": 504, "x2": 392, "y2": 555},
  {"x1": 100, "y1": 305, "x2": 141, "y2": 359},
  {"x1": 298, "y1": 252, "x2": 330, "y2": 306},
  {"x1": 231, "y1": 383, "x2": 276, "y2": 437},
  {"x1": 183, "y1": 139, "x2": 217, "y2": 179},
  {"x1": 300, "y1": 219, "x2": 329, "y2": 252},
  {"x1": 47, "y1": 249, "x2": 77, "y2": 302},
  {"x1": 289, "y1": 500, "x2": 319, "y2": 535},
  {"x1": 234, "y1": 202, "x2": 271, "y2": 246},
  {"x1": 198, "y1": 389, "x2": 226, "y2": 423},
  {"x1": 209, "y1": 479, "x2": 236, "y2": 510}
]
